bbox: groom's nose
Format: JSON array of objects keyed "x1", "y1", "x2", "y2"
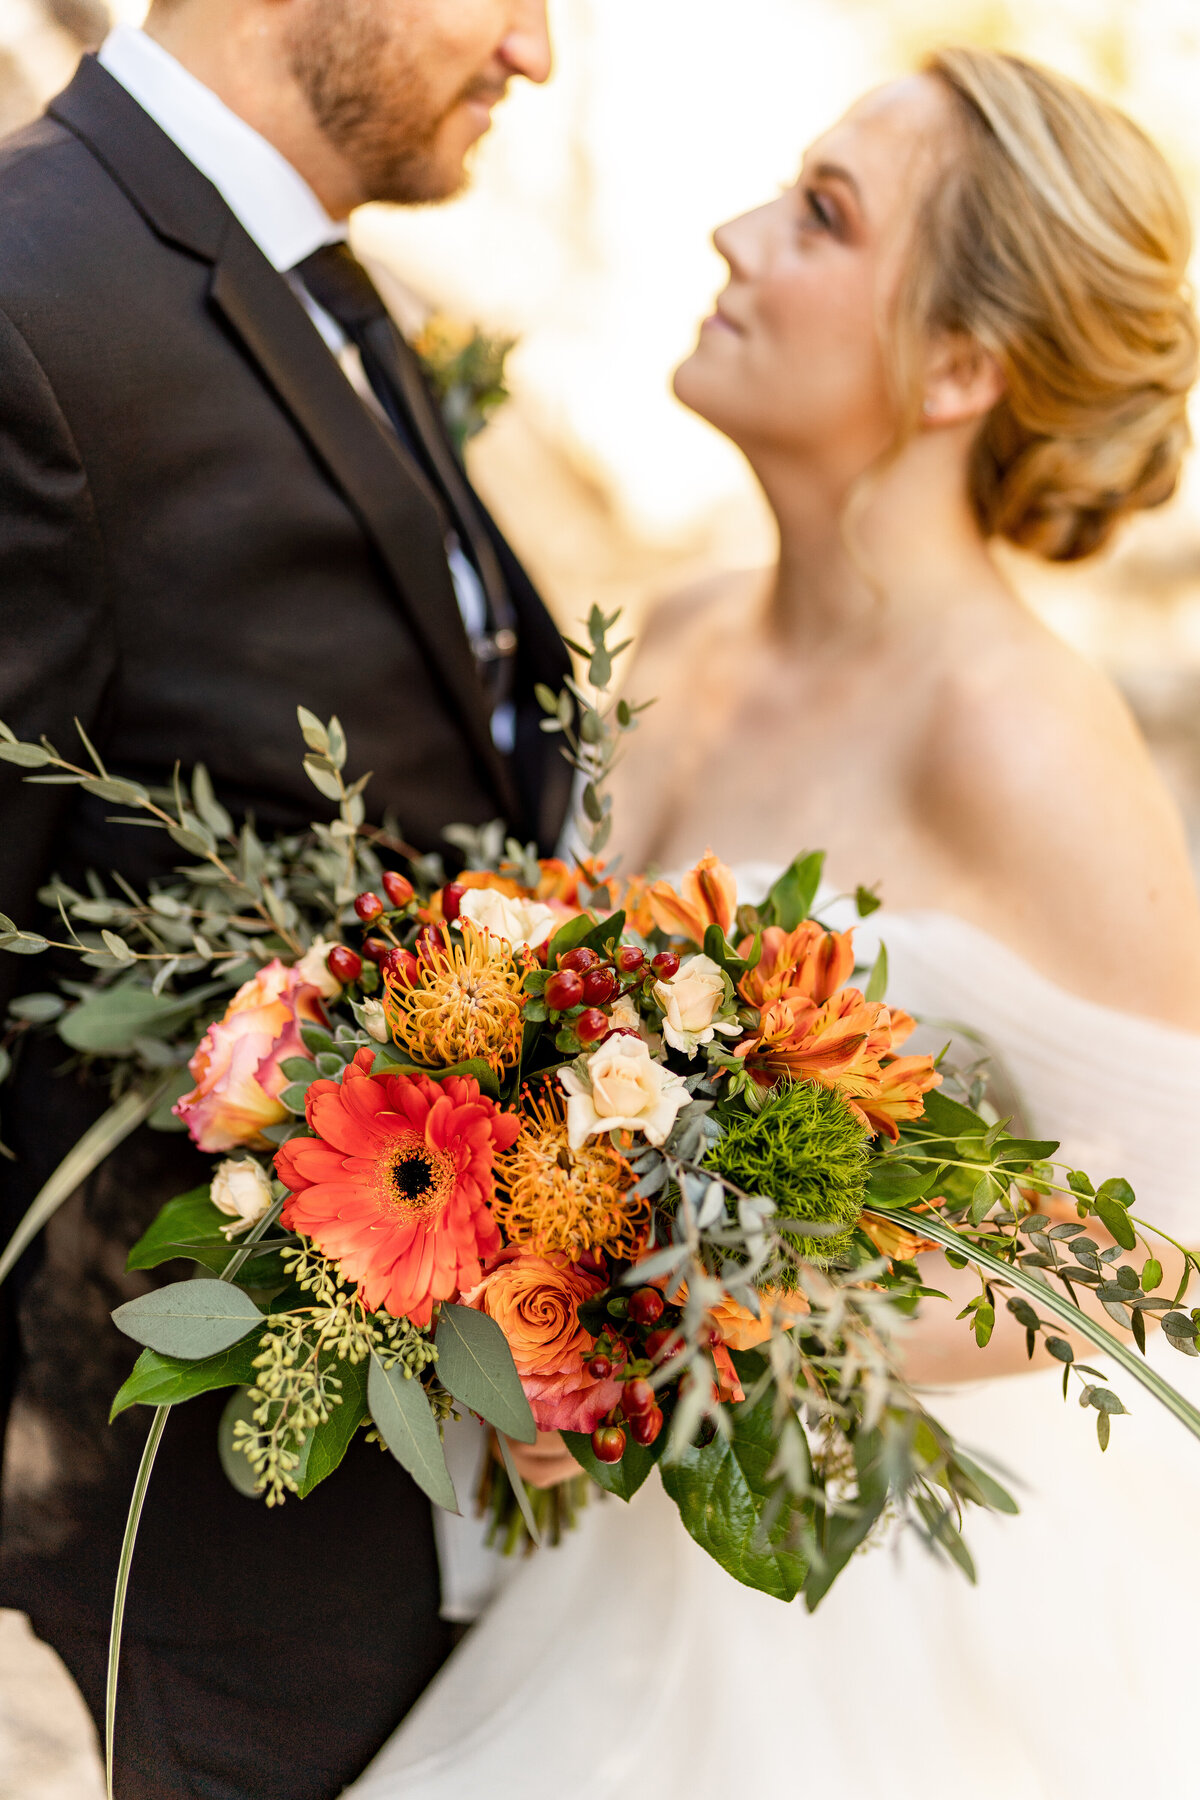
[{"x1": 500, "y1": 0, "x2": 553, "y2": 85}]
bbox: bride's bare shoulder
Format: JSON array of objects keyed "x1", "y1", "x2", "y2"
[
  {"x1": 920, "y1": 594, "x2": 1200, "y2": 1024},
  {"x1": 630, "y1": 567, "x2": 771, "y2": 680}
]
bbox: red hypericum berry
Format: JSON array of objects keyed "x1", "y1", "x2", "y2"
[
  {"x1": 616, "y1": 945, "x2": 646, "y2": 975},
  {"x1": 441, "y1": 882, "x2": 466, "y2": 923},
  {"x1": 361, "y1": 936, "x2": 389, "y2": 966},
  {"x1": 576, "y1": 1008, "x2": 610, "y2": 1045},
  {"x1": 651, "y1": 951, "x2": 680, "y2": 980},
  {"x1": 706, "y1": 1325, "x2": 724, "y2": 1349},
  {"x1": 560, "y1": 947, "x2": 600, "y2": 974},
  {"x1": 586, "y1": 1354, "x2": 613, "y2": 1382},
  {"x1": 591, "y1": 1424, "x2": 626, "y2": 1464},
  {"x1": 629, "y1": 1287, "x2": 665, "y2": 1328},
  {"x1": 629, "y1": 1405, "x2": 664, "y2": 1448},
  {"x1": 382, "y1": 871, "x2": 415, "y2": 909},
  {"x1": 354, "y1": 891, "x2": 384, "y2": 924},
  {"x1": 623, "y1": 1377, "x2": 655, "y2": 1416},
  {"x1": 383, "y1": 948, "x2": 421, "y2": 987},
  {"x1": 581, "y1": 965, "x2": 618, "y2": 1006},
  {"x1": 545, "y1": 969, "x2": 585, "y2": 1011},
  {"x1": 327, "y1": 944, "x2": 363, "y2": 984},
  {"x1": 645, "y1": 1328, "x2": 681, "y2": 1363}
]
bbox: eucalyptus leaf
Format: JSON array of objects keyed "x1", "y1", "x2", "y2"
[
  {"x1": 218, "y1": 1388, "x2": 264, "y2": 1498},
  {"x1": 434, "y1": 1303, "x2": 536, "y2": 1443},
  {"x1": 367, "y1": 1353, "x2": 458, "y2": 1510},
  {"x1": 59, "y1": 978, "x2": 230, "y2": 1056},
  {"x1": 112, "y1": 1278, "x2": 264, "y2": 1359}
]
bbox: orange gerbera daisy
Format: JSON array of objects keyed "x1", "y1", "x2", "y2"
[
  {"x1": 737, "y1": 921, "x2": 856, "y2": 1010},
  {"x1": 492, "y1": 1085, "x2": 646, "y2": 1262},
  {"x1": 274, "y1": 1048, "x2": 521, "y2": 1326},
  {"x1": 383, "y1": 926, "x2": 528, "y2": 1075}
]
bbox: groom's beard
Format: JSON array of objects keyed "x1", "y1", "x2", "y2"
[{"x1": 286, "y1": 1, "x2": 496, "y2": 205}]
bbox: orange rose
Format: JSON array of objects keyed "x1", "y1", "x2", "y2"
[
  {"x1": 462, "y1": 1248, "x2": 622, "y2": 1432},
  {"x1": 175, "y1": 959, "x2": 327, "y2": 1152}
]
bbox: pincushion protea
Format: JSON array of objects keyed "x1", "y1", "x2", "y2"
[{"x1": 274, "y1": 1049, "x2": 521, "y2": 1326}]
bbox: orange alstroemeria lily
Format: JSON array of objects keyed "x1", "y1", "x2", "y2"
[
  {"x1": 737, "y1": 921, "x2": 856, "y2": 1010},
  {"x1": 854, "y1": 1054, "x2": 942, "y2": 1142},
  {"x1": 737, "y1": 987, "x2": 940, "y2": 1140},
  {"x1": 648, "y1": 850, "x2": 738, "y2": 944}
]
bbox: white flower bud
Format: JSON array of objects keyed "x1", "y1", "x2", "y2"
[{"x1": 211, "y1": 1158, "x2": 274, "y2": 1239}]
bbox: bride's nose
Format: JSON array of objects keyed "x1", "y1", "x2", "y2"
[{"x1": 713, "y1": 207, "x2": 765, "y2": 279}]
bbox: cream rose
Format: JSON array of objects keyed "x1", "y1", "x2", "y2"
[
  {"x1": 558, "y1": 1034, "x2": 690, "y2": 1150},
  {"x1": 211, "y1": 1158, "x2": 274, "y2": 1239},
  {"x1": 653, "y1": 953, "x2": 740, "y2": 1057},
  {"x1": 458, "y1": 887, "x2": 558, "y2": 953},
  {"x1": 294, "y1": 937, "x2": 344, "y2": 1001}
]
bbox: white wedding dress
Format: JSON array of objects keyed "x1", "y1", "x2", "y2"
[{"x1": 346, "y1": 877, "x2": 1200, "y2": 1800}]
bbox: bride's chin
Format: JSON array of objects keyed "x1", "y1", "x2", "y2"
[{"x1": 671, "y1": 352, "x2": 720, "y2": 423}]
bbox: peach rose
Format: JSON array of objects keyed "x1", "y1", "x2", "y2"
[
  {"x1": 175, "y1": 959, "x2": 327, "y2": 1152},
  {"x1": 461, "y1": 1248, "x2": 622, "y2": 1433}
]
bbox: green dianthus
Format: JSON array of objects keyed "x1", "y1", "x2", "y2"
[{"x1": 708, "y1": 1081, "x2": 868, "y2": 1272}]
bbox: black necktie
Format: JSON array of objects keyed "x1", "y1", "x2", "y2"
[{"x1": 295, "y1": 242, "x2": 517, "y2": 714}]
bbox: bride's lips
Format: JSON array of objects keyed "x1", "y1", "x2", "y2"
[{"x1": 701, "y1": 305, "x2": 744, "y2": 338}]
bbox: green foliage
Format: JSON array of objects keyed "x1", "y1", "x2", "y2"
[
  {"x1": 564, "y1": 1425, "x2": 665, "y2": 1500},
  {"x1": 111, "y1": 1278, "x2": 264, "y2": 1360},
  {"x1": 110, "y1": 1340, "x2": 264, "y2": 1419},
  {"x1": 706, "y1": 1081, "x2": 868, "y2": 1267},
  {"x1": 762, "y1": 852, "x2": 824, "y2": 931},
  {"x1": 368, "y1": 1352, "x2": 458, "y2": 1510},
  {"x1": 293, "y1": 1353, "x2": 369, "y2": 1498},
  {"x1": 660, "y1": 1374, "x2": 811, "y2": 1602},
  {"x1": 434, "y1": 1303, "x2": 536, "y2": 1444}
]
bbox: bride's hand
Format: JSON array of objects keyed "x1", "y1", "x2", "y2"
[{"x1": 502, "y1": 1430, "x2": 579, "y2": 1489}]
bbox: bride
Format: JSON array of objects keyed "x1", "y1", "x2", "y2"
[{"x1": 348, "y1": 47, "x2": 1200, "y2": 1799}]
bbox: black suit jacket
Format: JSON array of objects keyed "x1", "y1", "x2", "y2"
[{"x1": 0, "y1": 54, "x2": 569, "y2": 1778}]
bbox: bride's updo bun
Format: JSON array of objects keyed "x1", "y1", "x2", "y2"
[{"x1": 902, "y1": 48, "x2": 1198, "y2": 563}]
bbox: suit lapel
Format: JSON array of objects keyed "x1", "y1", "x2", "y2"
[
  {"x1": 48, "y1": 57, "x2": 519, "y2": 824},
  {"x1": 208, "y1": 238, "x2": 518, "y2": 819}
]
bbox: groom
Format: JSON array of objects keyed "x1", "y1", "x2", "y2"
[{"x1": 0, "y1": 2, "x2": 567, "y2": 1795}]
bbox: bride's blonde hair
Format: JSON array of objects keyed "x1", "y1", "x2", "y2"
[{"x1": 895, "y1": 47, "x2": 1198, "y2": 563}]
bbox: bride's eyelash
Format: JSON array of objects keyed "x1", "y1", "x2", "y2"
[{"x1": 802, "y1": 187, "x2": 836, "y2": 232}]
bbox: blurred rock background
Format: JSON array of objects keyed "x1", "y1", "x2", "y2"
[{"x1": 2, "y1": 0, "x2": 1199, "y2": 1790}]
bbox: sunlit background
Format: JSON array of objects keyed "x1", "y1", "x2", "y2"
[{"x1": 2, "y1": 1, "x2": 1200, "y2": 1788}]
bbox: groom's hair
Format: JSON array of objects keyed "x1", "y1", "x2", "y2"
[{"x1": 893, "y1": 48, "x2": 1197, "y2": 564}]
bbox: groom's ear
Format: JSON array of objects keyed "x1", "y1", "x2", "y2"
[{"x1": 920, "y1": 333, "x2": 1006, "y2": 428}]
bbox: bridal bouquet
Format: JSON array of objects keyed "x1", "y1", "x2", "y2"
[{"x1": 2, "y1": 610, "x2": 1199, "y2": 1785}]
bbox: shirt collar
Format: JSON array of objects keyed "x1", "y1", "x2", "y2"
[{"x1": 97, "y1": 25, "x2": 345, "y2": 271}]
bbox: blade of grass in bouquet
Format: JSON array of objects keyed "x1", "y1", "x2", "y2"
[
  {"x1": 865, "y1": 1205, "x2": 1200, "y2": 1441},
  {"x1": 496, "y1": 1431, "x2": 543, "y2": 1548},
  {"x1": 104, "y1": 1196, "x2": 285, "y2": 1799},
  {"x1": 0, "y1": 1075, "x2": 174, "y2": 1289}
]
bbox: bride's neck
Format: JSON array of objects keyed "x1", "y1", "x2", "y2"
[{"x1": 750, "y1": 431, "x2": 1003, "y2": 647}]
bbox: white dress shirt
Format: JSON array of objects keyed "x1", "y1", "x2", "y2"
[{"x1": 97, "y1": 25, "x2": 506, "y2": 746}]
